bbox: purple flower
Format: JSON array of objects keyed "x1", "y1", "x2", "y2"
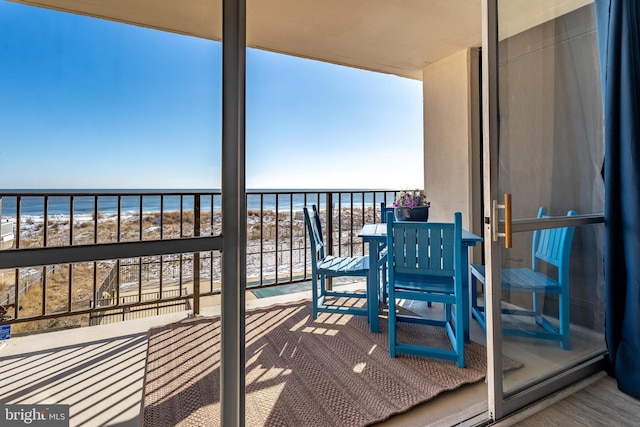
[{"x1": 393, "y1": 190, "x2": 430, "y2": 209}]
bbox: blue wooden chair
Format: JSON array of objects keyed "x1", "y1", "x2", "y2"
[
  {"x1": 304, "y1": 205, "x2": 370, "y2": 319},
  {"x1": 386, "y1": 211, "x2": 465, "y2": 368},
  {"x1": 379, "y1": 202, "x2": 432, "y2": 307},
  {"x1": 470, "y1": 207, "x2": 577, "y2": 349},
  {"x1": 379, "y1": 202, "x2": 395, "y2": 304},
  {"x1": 380, "y1": 202, "x2": 395, "y2": 224}
]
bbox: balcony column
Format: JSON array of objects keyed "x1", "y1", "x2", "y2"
[
  {"x1": 421, "y1": 47, "x2": 487, "y2": 394},
  {"x1": 221, "y1": 0, "x2": 247, "y2": 426},
  {"x1": 422, "y1": 48, "x2": 482, "y2": 246}
]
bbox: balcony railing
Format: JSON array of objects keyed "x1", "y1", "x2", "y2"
[{"x1": 0, "y1": 189, "x2": 401, "y2": 333}]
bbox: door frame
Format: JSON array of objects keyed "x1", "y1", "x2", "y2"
[{"x1": 481, "y1": 0, "x2": 606, "y2": 421}]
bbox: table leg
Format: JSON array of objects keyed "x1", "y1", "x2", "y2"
[
  {"x1": 368, "y1": 241, "x2": 380, "y2": 333},
  {"x1": 462, "y1": 245, "x2": 471, "y2": 342}
]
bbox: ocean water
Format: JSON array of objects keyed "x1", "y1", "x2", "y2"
[{"x1": 0, "y1": 189, "x2": 397, "y2": 217}]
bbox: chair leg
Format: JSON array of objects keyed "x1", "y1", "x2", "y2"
[
  {"x1": 560, "y1": 291, "x2": 571, "y2": 350},
  {"x1": 455, "y1": 301, "x2": 465, "y2": 368},
  {"x1": 388, "y1": 292, "x2": 397, "y2": 358},
  {"x1": 311, "y1": 275, "x2": 319, "y2": 319},
  {"x1": 471, "y1": 275, "x2": 486, "y2": 329},
  {"x1": 381, "y1": 264, "x2": 388, "y2": 305},
  {"x1": 320, "y1": 273, "x2": 327, "y2": 299},
  {"x1": 471, "y1": 274, "x2": 478, "y2": 312},
  {"x1": 532, "y1": 291, "x2": 541, "y2": 317}
]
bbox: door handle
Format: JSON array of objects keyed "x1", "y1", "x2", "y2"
[
  {"x1": 492, "y1": 193, "x2": 513, "y2": 248},
  {"x1": 504, "y1": 193, "x2": 512, "y2": 248}
]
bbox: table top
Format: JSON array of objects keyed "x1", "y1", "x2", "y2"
[{"x1": 359, "y1": 223, "x2": 483, "y2": 244}]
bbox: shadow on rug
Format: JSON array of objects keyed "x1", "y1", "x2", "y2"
[{"x1": 142, "y1": 299, "x2": 522, "y2": 427}]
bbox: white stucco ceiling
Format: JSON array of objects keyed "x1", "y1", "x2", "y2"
[{"x1": 13, "y1": 0, "x2": 592, "y2": 80}]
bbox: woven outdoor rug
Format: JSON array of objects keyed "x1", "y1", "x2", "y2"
[{"x1": 142, "y1": 299, "x2": 522, "y2": 427}]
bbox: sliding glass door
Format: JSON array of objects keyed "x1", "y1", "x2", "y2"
[{"x1": 482, "y1": 0, "x2": 607, "y2": 419}]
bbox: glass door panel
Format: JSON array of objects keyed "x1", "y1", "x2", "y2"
[
  {"x1": 485, "y1": 0, "x2": 607, "y2": 418},
  {"x1": 500, "y1": 223, "x2": 606, "y2": 396}
]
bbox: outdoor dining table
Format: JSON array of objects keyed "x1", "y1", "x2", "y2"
[{"x1": 359, "y1": 222, "x2": 482, "y2": 338}]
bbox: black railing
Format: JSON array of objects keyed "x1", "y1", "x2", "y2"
[
  {"x1": 0, "y1": 189, "x2": 401, "y2": 332},
  {"x1": 89, "y1": 287, "x2": 189, "y2": 326}
]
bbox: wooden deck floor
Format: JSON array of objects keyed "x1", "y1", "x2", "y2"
[{"x1": 496, "y1": 372, "x2": 640, "y2": 426}]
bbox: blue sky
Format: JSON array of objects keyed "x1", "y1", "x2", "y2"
[{"x1": 0, "y1": 1, "x2": 424, "y2": 190}]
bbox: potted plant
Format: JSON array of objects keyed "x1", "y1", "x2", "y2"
[{"x1": 392, "y1": 189, "x2": 430, "y2": 221}]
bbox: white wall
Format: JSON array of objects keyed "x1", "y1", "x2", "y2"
[{"x1": 422, "y1": 48, "x2": 481, "y2": 236}]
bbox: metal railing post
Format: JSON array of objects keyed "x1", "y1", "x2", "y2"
[{"x1": 193, "y1": 194, "x2": 201, "y2": 315}]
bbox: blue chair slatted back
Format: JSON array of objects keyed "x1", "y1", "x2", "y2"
[
  {"x1": 380, "y1": 202, "x2": 395, "y2": 224},
  {"x1": 304, "y1": 205, "x2": 326, "y2": 261},
  {"x1": 386, "y1": 211, "x2": 461, "y2": 280},
  {"x1": 385, "y1": 210, "x2": 464, "y2": 366},
  {"x1": 531, "y1": 207, "x2": 578, "y2": 285}
]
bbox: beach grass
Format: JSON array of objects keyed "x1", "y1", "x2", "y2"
[{"x1": 1, "y1": 207, "x2": 376, "y2": 334}]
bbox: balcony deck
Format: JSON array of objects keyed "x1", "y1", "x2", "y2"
[{"x1": 0, "y1": 280, "x2": 619, "y2": 426}]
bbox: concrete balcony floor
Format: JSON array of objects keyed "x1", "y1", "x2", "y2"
[{"x1": 0, "y1": 280, "x2": 613, "y2": 426}]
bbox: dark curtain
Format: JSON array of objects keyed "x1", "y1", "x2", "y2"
[{"x1": 595, "y1": 0, "x2": 640, "y2": 399}]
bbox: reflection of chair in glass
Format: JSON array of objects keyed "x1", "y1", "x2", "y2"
[
  {"x1": 304, "y1": 205, "x2": 369, "y2": 319},
  {"x1": 470, "y1": 207, "x2": 577, "y2": 349},
  {"x1": 386, "y1": 211, "x2": 465, "y2": 367}
]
